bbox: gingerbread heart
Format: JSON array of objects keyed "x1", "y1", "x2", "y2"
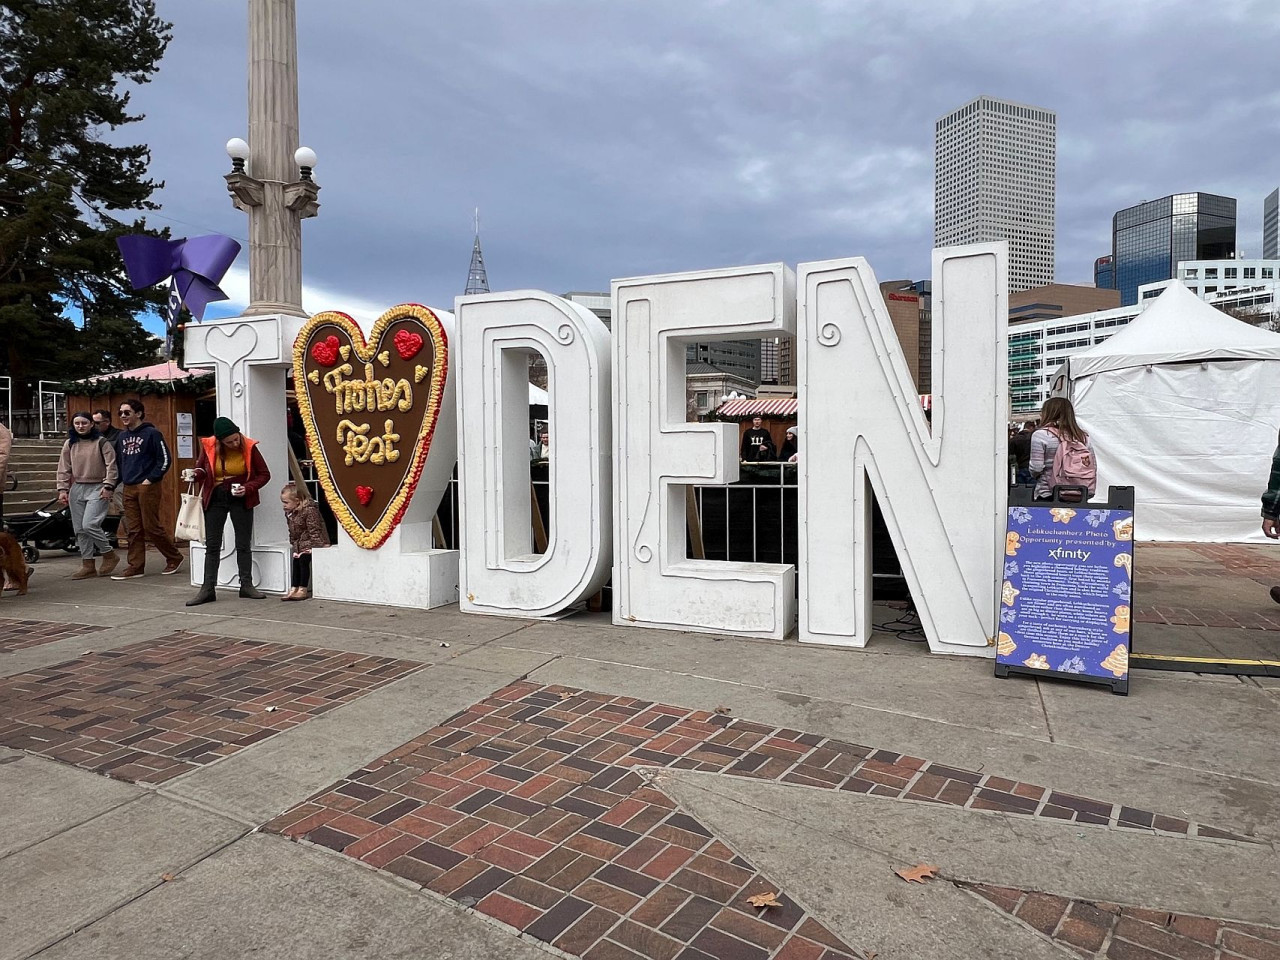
[
  {"x1": 292, "y1": 304, "x2": 448, "y2": 549},
  {"x1": 393, "y1": 329, "x2": 423, "y2": 361},
  {"x1": 311, "y1": 335, "x2": 340, "y2": 367}
]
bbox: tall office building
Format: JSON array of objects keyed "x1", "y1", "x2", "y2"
[
  {"x1": 1094, "y1": 255, "x2": 1115, "y2": 291},
  {"x1": 1265, "y1": 189, "x2": 1279, "y2": 260},
  {"x1": 934, "y1": 96, "x2": 1056, "y2": 293},
  {"x1": 1111, "y1": 193, "x2": 1236, "y2": 305}
]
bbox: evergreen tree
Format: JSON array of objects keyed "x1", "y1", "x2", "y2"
[{"x1": 0, "y1": 0, "x2": 172, "y2": 385}]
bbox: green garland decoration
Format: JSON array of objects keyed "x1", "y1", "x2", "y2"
[{"x1": 60, "y1": 372, "x2": 214, "y2": 398}]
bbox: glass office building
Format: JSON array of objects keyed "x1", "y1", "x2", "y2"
[
  {"x1": 1112, "y1": 193, "x2": 1236, "y2": 305},
  {"x1": 1094, "y1": 255, "x2": 1115, "y2": 290}
]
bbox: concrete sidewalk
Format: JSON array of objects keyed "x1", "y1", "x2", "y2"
[{"x1": 1, "y1": 552, "x2": 1276, "y2": 959}]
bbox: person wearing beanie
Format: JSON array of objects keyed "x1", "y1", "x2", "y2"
[
  {"x1": 56, "y1": 412, "x2": 121, "y2": 579},
  {"x1": 185, "y1": 416, "x2": 271, "y2": 605},
  {"x1": 779, "y1": 424, "x2": 799, "y2": 462}
]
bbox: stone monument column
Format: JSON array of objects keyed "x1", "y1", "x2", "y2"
[
  {"x1": 184, "y1": 0, "x2": 318, "y2": 594},
  {"x1": 225, "y1": 0, "x2": 319, "y2": 317}
]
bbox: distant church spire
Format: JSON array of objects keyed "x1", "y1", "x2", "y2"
[{"x1": 465, "y1": 208, "x2": 490, "y2": 295}]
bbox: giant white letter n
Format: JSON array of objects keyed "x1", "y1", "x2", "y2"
[{"x1": 797, "y1": 244, "x2": 1008, "y2": 653}]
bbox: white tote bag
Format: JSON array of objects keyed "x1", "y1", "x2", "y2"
[{"x1": 174, "y1": 482, "x2": 206, "y2": 542}]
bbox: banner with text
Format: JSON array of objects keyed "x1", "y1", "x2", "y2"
[{"x1": 996, "y1": 490, "x2": 1134, "y2": 694}]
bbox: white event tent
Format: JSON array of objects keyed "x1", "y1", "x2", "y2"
[{"x1": 1058, "y1": 282, "x2": 1280, "y2": 542}]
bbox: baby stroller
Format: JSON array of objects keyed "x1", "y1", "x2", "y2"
[{"x1": 4, "y1": 495, "x2": 121, "y2": 565}]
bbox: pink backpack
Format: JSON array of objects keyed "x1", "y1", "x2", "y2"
[{"x1": 1048, "y1": 427, "x2": 1096, "y2": 501}]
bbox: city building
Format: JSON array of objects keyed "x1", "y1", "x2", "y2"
[
  {"x1": 760, "y1": 338, "x2": 780, "y2": 384},
  {"x1": 934, "y1": 95, "x2": 1056, "y2": 292},
  {"x1": 686, "y1": 362, "x2": 755, "y2": 418},
  {"x1": 1265, "y1": 189, "x2": 1278, "y2": 260},
  {"x1": 685, "y1": 340, "x2": 761, "y2": 386},
  {"x1": 1111, "y1": 192, "x2": 1236, "y2": 305},
  {"x1": 1009, "y1": 283, "x2": 1119, "y2": 323},
  {"x1": 1174, "y1": 259, "x2": 1280, "y2": 298},
  {"x1": 1009, "y1": 301, "x2": 1146, "y2": 416},
  {"x1": 778, "y1": 335, "x2": 794, "y2": 387},
  {"x1": 912, "y1": 280, "x2": 933, "y2": 394},
  {"x1": 879, "y1": 280, "x2": 923, "y2": 390},
  {"x1": 1204, "y1": 282, "x2": 1280, "y2": 330},
  {"x1": 1094, "y1": 255, "x2": 1115, "y2": 291},
  {"x1": 562, "y1": 291, "x2": 611, "y2": 328}
]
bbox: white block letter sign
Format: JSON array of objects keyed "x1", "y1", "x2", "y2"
[
  {"x1": 797, "y1": 244, "x2": 1008, "y2": 654},
  {"x1": 455, "y1": 291, "x2": 612, "y2": 617},
  {"x1": 613, "y1": 264, "x2": 797, "y2": 639}
]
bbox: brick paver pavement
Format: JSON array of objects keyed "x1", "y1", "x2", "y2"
[
  {"x1": 0, "y1": 628, "x2": 423, "y2": 784},
  {"x1": 265, "y1": 681, "x2": 1262, "y2": 960},
  {"x1": 968, "y1": 884, "x2": 1280, "y2": 959},
  {"x1": 0, "y1": 617, "x2": 105, "y2": 653},
  {"x1": 1136, "y1": 543, "x2": 1280, "y2": 631}
]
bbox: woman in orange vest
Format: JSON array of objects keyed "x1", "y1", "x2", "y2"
[{"x1": 185, "y1": 417, "x2": 271, "y2": 606}]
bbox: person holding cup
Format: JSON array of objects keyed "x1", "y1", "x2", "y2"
[{"x1": 186, "y1": 417, "x2": 271, "y2": 606}]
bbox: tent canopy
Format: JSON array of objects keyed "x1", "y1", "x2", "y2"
[
  {"x1": 1066, "y1": 282, "x2": 1280, "y2": 380},
  {"x1": 1061, "y1": 282, "x2": 1280, "y2": 543}
]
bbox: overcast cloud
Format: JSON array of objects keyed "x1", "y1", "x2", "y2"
[{"x1": 126, "y1": 0, "x2": 1280, "y2": 328}]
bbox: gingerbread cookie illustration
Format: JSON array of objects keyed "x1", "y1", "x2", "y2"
[
  {"x1": 996, "y1": 632, "x2": 1017, "y2": 657},
  {"x1": 1113, "y1": 517, "x2": 1133, "y2": 541},
  {"x1": 1005, "y1": 531, "x2": 1022, "y2": 556},
  {"x1": 1113, "y1": 553, "x2": 1132, "y2": 577},
  {"x1": 1022, "y1": 653, "x2": 1050, "y2": 670},
  {"x1": 1050, "y1": 508, "x2": 1077, "y2": 524},
  {"x1": 1101, "y1": 643, "x2": 1129, "y2": 678},
  {"x1": 1001, "y1": 580, "x2": 1020, "y2": 607},
  {"x1": 1110, "y1": 604, "x2": 1130, "y2": 634}
]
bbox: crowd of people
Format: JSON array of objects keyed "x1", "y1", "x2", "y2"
[{"x1": 0, "y1": 402, "x2": 328, "y2": 603}]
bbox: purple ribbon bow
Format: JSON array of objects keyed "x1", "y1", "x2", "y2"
[{"x1": 116, "y1": 234, "x2": 241, "y2": 322}]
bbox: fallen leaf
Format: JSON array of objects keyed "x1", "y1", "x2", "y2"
[
  {"x1": 714, "y1": 706, "x2": 732, "y2": 715},
  {"x1": 160, "y1": 873, "x2": 176, "y2": 882},
  {"x1": 894, "y1": 863, "x2": 939, "y2": 884},
  {"x1": 746, "y1": 891, "x2": 782, "y2": 909}
]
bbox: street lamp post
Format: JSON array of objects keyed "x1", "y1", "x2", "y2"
[{"x1": 224, "y1": 0, "x2": 319, "y2": 318}]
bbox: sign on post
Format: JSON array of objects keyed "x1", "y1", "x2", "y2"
[{"x1": 996, "y1": 486, "x2": 1135, "y2": 695}]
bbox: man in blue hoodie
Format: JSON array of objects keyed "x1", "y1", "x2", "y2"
[{"x1": 110, "y1": 398, "x2": 184, "y2": 579}]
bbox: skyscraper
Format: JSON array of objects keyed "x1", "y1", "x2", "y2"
[
  {"x1": 1111, "y1": 193, "x2": 1236, "y2": 305},
  {"x1": 1265, "y1": 189, "x2": 1278, "y2": 261},
  {"x1": 934, "y1": 96, "x2": 1056, "y2": 292}
]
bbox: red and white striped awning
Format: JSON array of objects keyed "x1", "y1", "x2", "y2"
[
  {"x1": 716, "y1": 398, "x2": 798, "y2": 417},
  {"x1": 715, "y1": 395, "x2": 932, "y2": 418}
]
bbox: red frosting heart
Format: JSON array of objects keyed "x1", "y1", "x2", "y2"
[
  {"x1": 393, "y1": 329, "x2": 423, "y2": 361},
  {"x1": 355, "y1": 485, "x2": 374, "y2": 506},
  {"x1": 311, "y1": 335, "x2": 341, "y2": 367}
]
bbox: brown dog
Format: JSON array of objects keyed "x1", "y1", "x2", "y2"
[{"x1": 0, "y1": 532, "x2": 28, "y2": 596}]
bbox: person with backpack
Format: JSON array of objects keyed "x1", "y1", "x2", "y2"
[
  {"x1": 1029, "y1": 397, "x2": 1097, "y2": 502},
  {"x1": 56, "y1": 412, "x2": 121, "y2": 578}
]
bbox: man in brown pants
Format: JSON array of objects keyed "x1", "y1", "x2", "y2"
[{"x1": 109, "y1": 398, "x2": 183, "y2": 579}]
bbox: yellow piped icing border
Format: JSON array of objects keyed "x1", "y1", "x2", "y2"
[{"x1": 292, "y1": 303, "x2": 448, "y2": 550}]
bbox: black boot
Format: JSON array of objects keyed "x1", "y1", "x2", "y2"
[
  {"x1": 236, "y1": 549, "x2": 264, "y2": 599},
  {"x1": 186, "y1": 584, "x2": 217, "y2": 606}
]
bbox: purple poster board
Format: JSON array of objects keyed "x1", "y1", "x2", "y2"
[{"x1": 996, "y1": 498, "x2": 1134, "y2": 695}]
